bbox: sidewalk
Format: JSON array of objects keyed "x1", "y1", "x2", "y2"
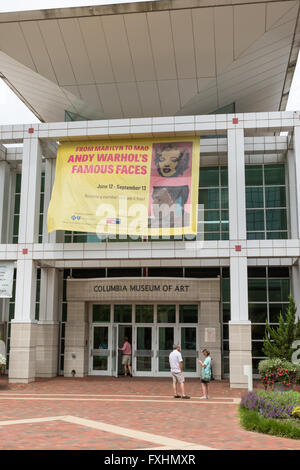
[{"x1": 0, "y1": 376, "x2": 299, "y2": 450}]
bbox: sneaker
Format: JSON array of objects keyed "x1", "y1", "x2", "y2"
[
  {"x1": 174, "y1": 395, "x2": 181, "y2": 398},
  {"x1": 181, "y1": 395, "x2": 190, "y2": 399},
  {"x1": 199, "y1": 396, "x2": 207, "y2": 400}
]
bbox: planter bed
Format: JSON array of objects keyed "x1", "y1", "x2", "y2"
[
  {"x1": 239, "y1": 390, "x2": 300, "y2": 439},
  {"x1": 239, "y1": 407, "x2": 300, "y2": 440}
]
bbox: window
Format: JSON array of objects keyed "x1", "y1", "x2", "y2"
[
  {"x1": 157, "y1": 305, "x2": 176, "y2": 323},
  {"x1": 221, "y1": 267, "x2": 290, "y2": 377},
  {"x1": 114, "y1": 305, "x2": 132, "y2": 323},
  {"x1": 248, "y1": 267, "x2": 290, "y2": 375},
  {"x1": 135, "y1": 305, "x2": 154, "y2": 323},
  {"x1": 179, "y1": 305, "x2": 198, "y2": 323},
  {"x1": 12, "y1": 174, "x2": 21, "y2": 244},
  {"x1": 198, "y1": 167, "x2": 229, "y2": 240},
  {"x1": 246, "y1": 164, "x2": 288, "y2": 240},
  {"x1": 93, "y1": 305, "x2": 110, "y2": 322},
  {"x1": 13, "y1": 172, "x2": 45, "y2": 244}
]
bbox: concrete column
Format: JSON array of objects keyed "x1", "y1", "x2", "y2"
[
  {"x1": 291, "y1": 264, "x2": 300, "y2": 320},
  {"x1": 289, "y1": 127, "x2": 300, "y2": 238},
  {"x1": 229, "y1": 256, "x2": 252, "y2": 388},
  {"x1": 199, "y1": 301, "x2": 222, "y2": 379},
  {"x1": 227, "y1": 128, "x2": 247, "y2": 241},
  {"x1": 8, "y1": 259, "x2": 38, "y2": 383},
  {"x1": 36, "y1": 268, "x2": 60, "y2": 377},
  {"x1": 9, "y1": 138, "x2": 42, "y2": 383},
  {"x1": 18, "y1": 138, "x2": 42, "y2": 244},
  {"x1": 227, "y1": 129, "x2": 251, "y2": 388},
  {"x1": 64, "y1": 302, "x2": 89, "y2": 377},
  {"x1": 287, "y1": 149, "x2": 298, "y2": 239}
]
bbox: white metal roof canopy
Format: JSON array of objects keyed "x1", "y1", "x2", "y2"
[{"x1": 0, "y1": 0, "x2": 299, "y2": 122}]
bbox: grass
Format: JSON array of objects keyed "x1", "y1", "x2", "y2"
[{"x1": 239, "y1": 406, "x2": 300, "y2": 440}]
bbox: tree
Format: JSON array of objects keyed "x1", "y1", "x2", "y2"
[{"x1": 262, "y1": 295, "x2": 300, "y2": 361}]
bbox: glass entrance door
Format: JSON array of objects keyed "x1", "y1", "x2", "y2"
[
  {"x1": 157, "y1": 326, "x2": 175, "y2": 375},
  {"x1": 111, "y1": 325, "x2": 118, "y2": 377},
  {"x1": 180, "y1": 326, "x2": 198, "y2": 376},
  {"x1": 91, "y1": 325, "x2": 110, "y2": 375},
  {"x1": 89, "y1": 303, "x2": 200, "y2": 378},
  {"x1": 133, "y1": 326, "x2": 154, "y2": 376}
]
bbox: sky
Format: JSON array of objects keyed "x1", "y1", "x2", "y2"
[{"x1": 0, "y1": 0, "x2": 299, "y2": 125}]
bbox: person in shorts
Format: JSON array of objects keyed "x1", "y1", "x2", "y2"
[
  {"x1": 169, "y1": 344, "x2": 190, "y2": 399},
  {"x1": 198, "y1": 349, "x2": 212, "y2": 399},
  {"x1": 119, "y1": 336, "x2": 132, "y2": 377}
]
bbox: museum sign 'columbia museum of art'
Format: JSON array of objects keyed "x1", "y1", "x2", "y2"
[{"x1": 0, "y1": 0, "x2": 300, "y2": 388}]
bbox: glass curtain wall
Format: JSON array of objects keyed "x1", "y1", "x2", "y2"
[
  {"x1": 221, "y1": 266, "x2": 291, "y2": 376},
  {"x1": 12, "y1": 172, "x2": 45, "y2": 244},
  {"x1": 62, "y1": 164, "x2": 288, "y2": 243},
  {"x1": 246, "y1": 164, "x2": 288, "y2": 239},
  {"x1": 248, "y1": 267, "x2": 290, "y2": 374},
  {"x1": 198, "y1": 167, "x2": 229, "y2": 240}
]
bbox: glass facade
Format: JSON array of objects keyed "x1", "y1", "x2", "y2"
[
  {"x1": 198, "y1": 167, "x2": 229, "y2": 240},
  {"x1": 7, "y1": 155, "x2": 292, "y2": 378},
  {"x1": 12, "y1": 173, "x2": 21, "y2": 244},
  {"x1": 248, "y1": 267, "x2": 290, "y2": 374},
  {"x1": 246, "y1": 164, "x2": 288, "y2": 239},
  {"x1": 4, "y1": 263, "x2": 291, "y2": 377},
  {"x1": 58, "y1": 164, "x2": 288, "y2": 243},
  {"x1": 221, "y1": 266, "x2": 290, "y2": 376},
  {"x1": 13, "y1": 172, "x2": 45, "y2": 244}
]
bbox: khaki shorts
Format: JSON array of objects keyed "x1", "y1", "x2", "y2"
[
  {"x1": 122, "y1": 355, "x2": 131, "y2": 366},
  {"x1": 172, "y1": 372, "x2": 185, "y2": 384}
]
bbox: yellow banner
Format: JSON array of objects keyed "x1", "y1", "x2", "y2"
[{"x1": 47, "y1": 137, "x2": 200, "y2": 237}]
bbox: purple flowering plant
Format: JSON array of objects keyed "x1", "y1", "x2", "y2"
[{"x1": 240, "y1": 392, "x2": 295, "y2": 419}]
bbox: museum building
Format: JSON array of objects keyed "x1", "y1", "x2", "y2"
[{"x1": 0, "y1": 0, "x2": 299, "y2": 388}]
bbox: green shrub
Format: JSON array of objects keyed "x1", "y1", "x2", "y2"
[
  {"x1": 262, "y1": 295, "x2": 300, "y2": 360},
  {"x1": 239, "y1": 407, "x2": 300, "y2": 440}
]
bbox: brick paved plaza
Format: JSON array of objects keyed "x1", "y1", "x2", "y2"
[{"x1": 0, "y1": 376, "x2": 299, "y2": 451}]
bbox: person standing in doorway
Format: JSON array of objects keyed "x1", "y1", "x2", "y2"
[
  {"x1": 169, "y1": 344, "x2": 190, "y2": 399},
  {"x1": 119, "y1": 336, "x2": 132, "y2": 377},
  {"x1": 199, "y1": 349, "x2": 212, "y2": 399}
]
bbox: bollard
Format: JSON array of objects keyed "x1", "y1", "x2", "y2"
[{"x1": 243, "y1": 365, "x2": 253, "y2": 392}]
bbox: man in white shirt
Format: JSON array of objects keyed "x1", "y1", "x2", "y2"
[{"x1": 169, "y1": 344, "x2": 190, "y2": 399}]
